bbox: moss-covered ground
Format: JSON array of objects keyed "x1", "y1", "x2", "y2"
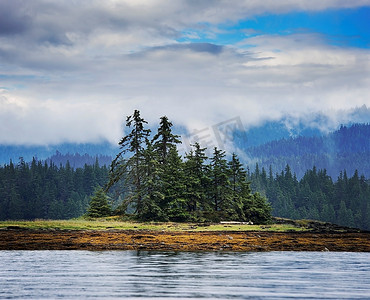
[{"x1": 0, "y1": 218, "x2": 305, "y2": 232}]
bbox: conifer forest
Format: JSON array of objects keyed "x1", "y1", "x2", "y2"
[{"x1": 0, "y1": 111, "x2": 369, "y2": 230}]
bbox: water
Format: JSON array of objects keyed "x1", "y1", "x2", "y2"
[{"x1": 0, "y1": 251, "x2": 369, "y2": 299}]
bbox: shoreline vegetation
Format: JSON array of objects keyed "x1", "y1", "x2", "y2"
[
  {"x1": 0, "y1": 217, "x2": 366, "y2": 232},
  {"x1": 1, "y1": 218, "x2": 369, "y2": 252}
]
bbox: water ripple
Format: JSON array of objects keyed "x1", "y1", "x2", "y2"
[{"x1": 0, "y1": 251, "x2": 369, "y2": 299}]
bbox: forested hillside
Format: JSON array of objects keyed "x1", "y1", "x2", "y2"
[
  {"x1": 1, "y1": 157, "x2": 369, "y2": 230},
  {"x1": 248, "y1": 164, "x2": 370, "y2": 230},
  {"x1": 0, "y1": 159, "x2": 108, "y2": 220},
  {"x1": 45, "y1": 151, "x2": 112, "y2": 168},
  {"x1": 0, "y1": 143, "x2": 117, "y2": 166},
  {"x1": 244, "y1": 124, "x2": 370, "y2": 178}
]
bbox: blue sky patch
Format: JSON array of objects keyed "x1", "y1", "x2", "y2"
[{"x1": 179, "y1": 7, "x2": 370, "y2": 48}]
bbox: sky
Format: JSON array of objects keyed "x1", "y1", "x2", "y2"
[{"x1": 0, "y1": 0, "x2": 369, "y2": 146}]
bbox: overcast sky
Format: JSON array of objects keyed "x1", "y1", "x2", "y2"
[{"x1": 1, "y1": 0, "x2": 369, "y2": 145}]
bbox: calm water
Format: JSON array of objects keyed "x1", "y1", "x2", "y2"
[{"x1": 0, "y1": 251, "x2": 369, "y2": 299}]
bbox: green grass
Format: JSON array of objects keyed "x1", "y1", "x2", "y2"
[{"x1": 0, "y1": 218, "x2": 307, "y2": 232}]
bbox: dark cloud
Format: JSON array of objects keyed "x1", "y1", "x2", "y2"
[
  {"x1": 134, "y1": 43, "x2": 225, "y2": 58},
  {"x1": 0, "y1": 0, "x2": 32, "y2": 35},
  {"x1": 185, "y1": 43, "x2": 224, "y2": 54}
]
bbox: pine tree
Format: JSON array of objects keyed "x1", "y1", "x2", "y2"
[
  {"x1": 152, "y1": 116, "x2": 181, "y2": 164},
  {"x1": 163, "y1": 147, "x2": 189, "y2": 221},
  {"x1": 87, "y1": 187, "x2": 111, "y2": 218},
  {"x1": 244, "y1": 192, "x2": 272, "y2": 224},
  {"x1": 184, "y1": 143, "x2": 209, "y2": 212},
  {"x1": 107, "y1": 110, "x2": 151, "y2": 215},
  {"x1": 228, "y1": 153, "x2": 250, "y2": 220},
  {"x1": 209, "y1": 147, "x2": 230, "y2": 212},
  {"x1": 149, "y1": 115, "x2": 185, "y2": 220},
  {"x1": 138, "y1": 139, "x2": 166, "y2": 221}
]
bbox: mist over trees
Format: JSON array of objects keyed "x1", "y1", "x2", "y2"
[
  {"x1": 46, "y1": 152, "x2": 112, "y2": 169},
  {"x1": 245, "y1": 123, "x2": 370, "y2": 179},
  {"x1": 0, "y1": 111, "x2": 369, "y2": 229}
]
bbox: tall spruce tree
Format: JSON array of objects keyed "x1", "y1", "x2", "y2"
[
  {"x1": 152, "y1": 116, "x2": 181, "y2": 164},
  {"x1": 163, "y1": 147, "x2": 189, "y2": 221},
  {"x1": 151, "y1": 115, "x2": 183, "y2": 219},
  {"x1": 139, "y1": 139, "x2": 166, "y2": 221},
  {"x1": 228, "y1": 153, "x2": 250, "y2": 220},
  {"x1": 107, "y1": 110, "x2": 151, "y2": 215},
  {"x1": 184, "y1": 143, "x2": 209, "y2": 212},
  {"x1": 209, "y1": 147, "x2": 230, "y2": 212}
]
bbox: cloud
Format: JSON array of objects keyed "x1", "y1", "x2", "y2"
[
  {"x1": 0, "y1": 1, "x2": 369, "y2": 145},
  {"x1": 0, "y1": 89, "x2": 125, "y2": 145},
  {"x1": 2, "y1": 1, "x2": 369, "y2": 52},
  {"x1": 0, "y1": 1, "x2": 32, "y2": 35}
]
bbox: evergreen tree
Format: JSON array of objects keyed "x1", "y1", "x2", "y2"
[
  {"x1": 150, "y1": 116, "x2": 185, "y2": 220},
  {"x1": 184, "y1": 143, "x2": 209, "y2": 212},
  {"x1": 0, "y1": 157, "x2": 111, "y2": 221},
  {"x1": 107, "y1": 110, "x2": 151, "y2": 214},
  {"x1": 244, "y1": 192, "x2": 272, "y2": 224},
  {"x1": 209, "y1": 147, "x2": 230, "y2": 212},
  {"x1": 138, "y1": 139, "x2": 166, "y2": 221},
  {"x1": 228, "y1": 153, "x2": 250, "y2": 220},
  {"x1": 152, "y1": 116, "x2": 181, "y2": 164},
  {"x1": 163, "y1": 147, "x2": 189, "y2": 221},
  {"x1": 87, "y1": 187, "x2": 111, "y2": 218}
]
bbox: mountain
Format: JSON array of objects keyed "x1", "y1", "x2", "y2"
[
  {"x1": 0, "y1": 143, "x2": 118, "y2": 166},
  {"x1": 45, "y1": 151, "x2": 112, "y2": 168},
  {"x1": 238, "y1": 104, "x2": 370, "y2": 148},
  {"x1": 1, "y1": 105, "x2": 369, "y2": 173},
  {"x1": 243, "y1": 123, "x2": 370, "y2": 179}
]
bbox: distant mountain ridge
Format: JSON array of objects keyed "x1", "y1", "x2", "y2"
[
  {"x1": 243, "y1": 123, "x2": 370, "y2": 179},
  {"x1": 0, "y1": 106, "x2": 369, "y2": 177},
  {"x1": 45, "y1": 151, "x2": 112, "y2": 168},
  {"x1": 239, "y1": 104, "x2": 370, "y2": 148},
  {"x1": 1, "y1": 123, "x2": 368, "y2": 180},
  {"x1": 0, "y1": 143, "x2": 117, "y2": 166},
  {"x1": 246, "y1": 124, "x2": 370, "y2": 156}
]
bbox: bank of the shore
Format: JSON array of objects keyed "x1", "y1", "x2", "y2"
[{"x1": 1, "y1": 228, "x2": 369, "y2": 252}]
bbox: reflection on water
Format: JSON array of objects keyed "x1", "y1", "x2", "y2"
[{"x1": 0, "y1": 251, "x2": 369, "y2": 299}]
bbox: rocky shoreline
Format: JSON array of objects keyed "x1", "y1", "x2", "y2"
[{"x1": 1, "y1": 227, "x2": 369, "y2": 252}]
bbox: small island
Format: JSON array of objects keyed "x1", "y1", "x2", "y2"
[{"x1": 1, "y1": 111, "x2": 369, "y2": 252}]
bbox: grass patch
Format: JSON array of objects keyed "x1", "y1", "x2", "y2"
[{"x1": 0, "y1": 218, "x2": 307, "y2": 232}]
